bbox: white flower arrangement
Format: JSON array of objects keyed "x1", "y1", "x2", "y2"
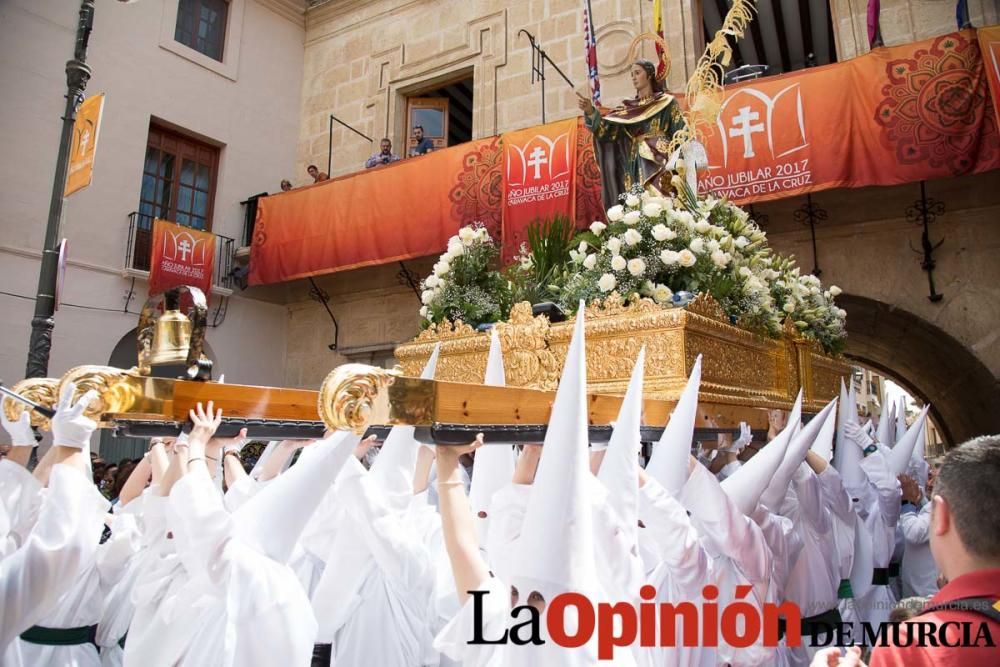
[
  {"x1": 559, "y1": 189, "x2": 848, "y2": 353},
  {"x1": 418, "y1": 223, "x2": 511, "y2": 329}
]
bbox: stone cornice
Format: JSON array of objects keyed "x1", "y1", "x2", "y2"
[{"x1": 255, "y1": 0, "x2": 307, "y2": 28}]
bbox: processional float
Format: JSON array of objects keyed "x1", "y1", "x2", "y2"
[
  {"x1": 3, "y1": 1, "x2": 851, "y2": 443},
  {"x1": 2, "y1": 285, "x2": 849, "y2": 446}
]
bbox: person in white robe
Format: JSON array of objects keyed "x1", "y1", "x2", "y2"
[
  {"x1": 1, "y1": 383, "x2": 109, "y2": 667},
  {"x1": 759, "y1": 400, "x2": 842, "y2": 666},
  {"x1": 897, "y1": 472, "x2": 938, "y2": 598},
  {"x1": 435, "y1": 308, "x2": 632, "y2": 666},
  {"x1": 125, "y1": 401, "x2": 359, "y2": 667}
]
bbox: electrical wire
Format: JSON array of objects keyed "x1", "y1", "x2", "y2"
[{"x1": 0, "y1": 289, "x2": 227, "y2": 327}]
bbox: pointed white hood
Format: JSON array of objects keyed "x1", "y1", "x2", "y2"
[
  {"x1": 894, "y1": 397, "x2": 907, "y2": 445},
  {"x1": 597, "y1": 347, "x2": 645, "y2": 551},
  {"x1": 368, "y1": 343, "x2": 440, "y2": 509},
  {"x1": 721, "y1": 393, "x2": 802, "y2": 517},
  {"x1": 510, "y1": 306, "x2": 598, "y2": 596},
  {"x1": 908, "y1": 416, "x2": 930, "y2": 488},
  {"x1": 876, "y1": 386, "x2": 893, "y2": 447},
  {"x1": 887, "y1": 405, "x2": 930, "y2": 476},
  {"x1": 849, "y1": 512, "x2": 875, "y2": 599},
  {"x1": 645, "y1": 355, "x2": 702, "y2": 497},
  {"x1": 760, "y1": 396, "x2": 837, "y2": 512},
  {"x1": 835, "y1": 385, "x2": 868, "y2": 493},
  {"x1": 468, "y1": 328, "x2": 516, "y2": 550},
  {"x1": 834, "y1": 378, "x2": 849, "y2": 462},
  {"x1": 232, "y1": 429, "x2": 361, "y2": 564},
  {"x1": 810, "y1": 396, "x2": 839, "y2": 462}
]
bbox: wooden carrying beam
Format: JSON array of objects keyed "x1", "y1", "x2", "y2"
[{"x1": 49, "y1": 364, "x2": 776, "y2": 442}]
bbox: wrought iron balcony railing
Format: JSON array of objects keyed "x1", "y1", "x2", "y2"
[{"x1": 125, "y1": 212, "x2": 236, "y2": 290}]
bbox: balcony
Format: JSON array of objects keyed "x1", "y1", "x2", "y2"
[{"x1": 125, "y1": 211, "x2": 236, "y2": 293}]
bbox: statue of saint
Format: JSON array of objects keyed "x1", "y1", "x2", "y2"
[{"x1": 577, "y1": 59, "x2": 686, "y2": 209}]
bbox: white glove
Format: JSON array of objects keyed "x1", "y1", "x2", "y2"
[
  {"x1": 724, "y1": 422, "x2": 752, "y2": 453},
  {"x1": 845, "y1": 420, "x2": 875, "y2": 453},
  {"x1": 2, "y1": 409, "x2": 35, "y2": 446},
  {"x1": 50, "y1": 382, "x2": 99, "y2": 449}
]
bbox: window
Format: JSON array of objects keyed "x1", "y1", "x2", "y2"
[
  {"x1": 139, "y1": 125, "x2": 219, "y2": 231},
  {"x1": 704, "y1": 0, "x2": 838, "y2": 82},
  {"x1": 174, "y1": 0, "x2": 229, "y2": 62}
]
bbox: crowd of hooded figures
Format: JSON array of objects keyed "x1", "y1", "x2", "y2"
[{"x1": 2, "y1": 306, "x2": 999, "y2": 667}]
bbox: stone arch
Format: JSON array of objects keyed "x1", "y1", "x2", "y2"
[{"x1": 838, "y1": 294, "x2": 1000, "y2": 446}]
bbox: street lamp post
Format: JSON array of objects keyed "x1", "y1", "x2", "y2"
[{"x1": 24, "y1": 0, "x2": 96, "y2": 379}]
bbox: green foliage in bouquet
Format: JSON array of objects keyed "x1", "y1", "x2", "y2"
[
  {"x1": 417, "y1": 192, "x2": 847, "y2": 354},
  {"x1": 419, "y1": 225, "x2": 511, "y2": 329},
  {"x1": 506, "y1": 215, "x2": 575, "y2": 306}
]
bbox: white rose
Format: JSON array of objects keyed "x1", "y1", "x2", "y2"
[
  {"x1": 746, "y1": 276, "x2": 765, "y2": 293},
  {"x1": 607, "y1": 205, "x2": 625, "y2": 222},
  {"x1": 590, "y1": 221, "x2": 607, "y2": 235},
  {"x1": 459, "y1": 227, "x2": 476, "y2": 245},
  {"x1": 447, "y1": 235, "x2": 461, "y2": 247},
  {"x1": 624, "y1": 228, "x2": 642, "y2": 246},
  {"x1": 653, "y1": 284, "x2": 673, "y2": 303},
  {"x1": 694, "y1": 219, "x2": 711, "y2": 234},
  {"x1": 711, "y1": 249, "x2": 730, "y2": 268},
  {"x1": 435, "y1": 259, "x2": 451, "y2": 276},
  {"x1": 673, "y1": 210, "x2": 695, "y2": 229},
  {"x1": 836, "y1": 307, "x2": 847, "y2": 318},
  {"x1": 735, "y1": 236, "x2": 750, "y2": 249},
  {"x1": 419, "y1": 305, "x2": 429, "y2": 318},
  {"x1": 578, "y1": 241, "x2": 588, "y2": 253},
  {"x1": 607, "y1": 237, "x2": 623, "y2": 256},
  {"x1": 707, "y1": 239, "x2": 721, "y2": 254},
  {"x1": 642, "y1": 202, "x2": 663, "y2": 218},
  {"x1": 678, "y1": 249, "x2": 696, "y2": 267},
  {"x1": 651, "y1": 224, "x2": 671, "y2": 241},
  {"x1": 425, "y1": 274, "x2": 440, "y2": 288},
  {"x1": 623, "y1": 210, "x2": 642, "y2": 226},
  {"x1": 598, "y1": 273, "x2": 617, "y2": 292},
  {"x1": 611, "y1": 255, "x2": 627, "y2": 271},
  {"x1": 447, "y1": 242, "x2": 464, "y2": 257},
  {"x1": 583, "y1": 253, "x2": 597, "y2": 270},
  {"x1": 829, "y1": 285, "x2": 842, "y2": 297},
  {"x1": 627, "y1": 258, "x2": 646, "y2": 276},
  {"x1": 660, "y1": 249, "x2": 679, "y2": 266},
  {"x1": 421, "y1": 289, "x2": 435, "y2": 305},
  {"x1": 810, "y1": 286, "x2": 821, "y2": 296},
  {"x1": 738, "y1": 266, "x2": 753, "y2": 278},
  {"x1": 690, "y1": 238, "x2": 705, "y2": 254},
  {"x1": 625, "y1": 193, "x2": 640, "y2": 207},
  {"x1": 783, "y1": 302, "x2": 795, "y2": 313}
]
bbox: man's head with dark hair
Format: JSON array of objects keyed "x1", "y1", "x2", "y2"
[
  {"x1": 413, "y1": 126, "x2": 424, "y2": 140},
  {"x1": 306, "y1": 165, "x2": 319, "y2": 177},
  {"x1": 380, "y1": 138, "x2": 392, "y2": 154},
  {"x1": 930, "y1": 435, "x2": 1000, "y2": 579}
]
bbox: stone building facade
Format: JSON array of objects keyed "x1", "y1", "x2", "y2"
[{"x1": 270, "y1": 0, "x2": 1000, "y2": 444}]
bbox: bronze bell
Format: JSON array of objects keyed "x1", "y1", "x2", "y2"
[{"x1": 148, "y1": 308, "x2": 192, "y2": 366}]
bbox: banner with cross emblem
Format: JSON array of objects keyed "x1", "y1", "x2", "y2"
[
  {"x1": 149, "y1": 219, "x2": 216, "y2": 301},
  {"x1": 501, "y1": 118, "x2": 579, "y2": 262}
]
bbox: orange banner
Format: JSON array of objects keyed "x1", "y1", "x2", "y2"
[
  {"x1": 501, "y1": 118, "x2": 578, "y2": 260},
  {"x1": 697, "y1": 29, "x2": 999, "y2": 203},
  {"x1": 65, "y1": 93, "x2": 105, "y2": 197},
  {"x1": 979, "y1": 25, "x2": 1000, "y2": 130},
  {"x1": 249, "y1": 30, "x2": 999, "y2": 286},
  {"x1": 249, "y1": 136, "x2": 503, "y2": 285},
  {"x1": 149, "y1": 219, "x2": 216, "y2": 300}
]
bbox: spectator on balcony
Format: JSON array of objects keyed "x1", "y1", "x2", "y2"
[
  {"x1": 280, "y1": 179, "x2": 293, "y2": 192},
  {"x1": 408, "y1": 125, "x2": 434, "y2": 157},
  {"x1": 306, "y1": 164, "x2": 329, "y2": 183},
  {"x1": 365, "y1": 138, "x2": 401, "y2": 169}
]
